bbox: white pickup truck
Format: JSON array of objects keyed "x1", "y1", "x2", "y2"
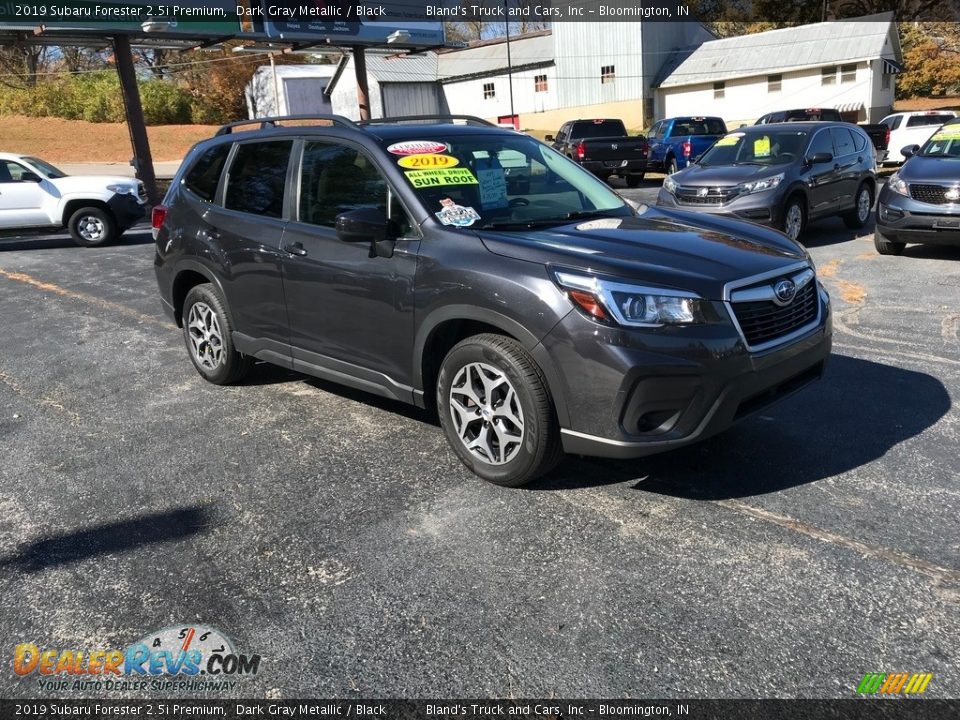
[
  {"x1": 880, "y1": 111, "x2": 958, "y2": 166},
  {"x1": 0, "y1": 153, "x2": 146, "y2": 246}
]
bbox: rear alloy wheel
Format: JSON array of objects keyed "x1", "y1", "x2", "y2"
[
  {"x1": 68, "y1": 206, "x2": 116, "y2": 247},
  {"x1": 844, "y1": 183, "x2": 873, "y2": 229},
  {"x1": 437, "y1": 334, "x2": 561, "y2": 487},
  {"x1": 626, "y1": 174, "x2": 644, "y2": 188},
  {"x1": 874, "y1": 228, "x2": 906, "y2": 256},
  {"x1": 181, "y1": 284, "x2": 253, "y2": 385},
  {"x1": 782, "y1": 197, "x2": 806, "y2": 242}
]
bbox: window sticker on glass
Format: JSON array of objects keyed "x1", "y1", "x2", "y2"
[
  {"x1": 754, "y1": 136, "x2": 771, "y2": 157},
  {"x1": 931, "y1": 128, "x2": 960, "y2": 141},
  {"x1": 436, "y1": 198, "x2": 480, "y2": 227},
  {"x1": 387, "y1": 140, "x2": 449, "y2": 156},
  {"x1": 715, "y1": 133, "x2": 744, "y2": 147},
  {"x1": 397, "y1": 154, "x2": 459, "y2": 169},
  {"x1": 475, "y1": 156, "x2": 509, "y2": 209},
  {"x1": 404, "y1": 168, "x2": 478, "y2": 188}
]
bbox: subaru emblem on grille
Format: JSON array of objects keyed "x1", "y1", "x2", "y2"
[
  {"x1": 946, "y1": 186, "x2": 960, "y2": 202},
  {"x1": 773, "y1": 279, "x2": 797, "y2": 305},
  {"x1": 697, "y1": 187, "x2": 709, "y2": 197}
]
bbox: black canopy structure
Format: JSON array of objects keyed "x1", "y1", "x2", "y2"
[{"x1": 0, "y1": 2, "x2": 448, "y2": 203}]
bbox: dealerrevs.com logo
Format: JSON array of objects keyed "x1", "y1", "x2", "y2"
[{"x1": 14, "y1": 624, "x2": 261, "y2": 693}]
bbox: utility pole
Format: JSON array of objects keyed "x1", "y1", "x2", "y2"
[
  {"x1": 112, "y1": 34, "x2": 160, "y2": 205},
  {"x1": 353, "y1": 45, "x2": 370, "y2": 120},
  {"x1": 504, "y1": 1, "x2": 515, "y2": 126}
]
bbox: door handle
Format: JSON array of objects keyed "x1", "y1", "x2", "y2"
[
  {"x1": 284, "y1": 242, "x2": 308, "y2": 257},
  {"x1": 197, "y1": 228, "x2": 220, "y2": 241}
]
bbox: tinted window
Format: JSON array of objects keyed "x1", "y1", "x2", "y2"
[
  {"x1": 298, "y1": 142, "x2": 409, "y2": 232},
  {"x1": 184, "y1": 144, "x2": 231, "y2": 202},
  {"x1": 831, "y1": 127, "x2": 855, "y2": 156},
  {"x1": 906, "y1": 114, "x2": 955, "y2": 128},
  {"x1": 0, "y1": 160, "x2": 30, "y2": 183},
  {"x1": 851, "y1": 128, "x2": 867, "y2": 152},
  {"x1": 882, "y1": 116, "x2": 902, "y2": 130},
  {"x1": 808, "y1": 130, "x2": 834, "y2": 157},
  {"x1": 571, "y1": 120, "x2": 627, "y2": 138},
  {"x1": 698, "y1": 130, "x2": 807, "y2": 167},
  {"x1": 673, "y1": 118, "x2": 726, "y2": 135},
  {"x1": 224, "y1": 141, "x2": 292, "y2": 218}
]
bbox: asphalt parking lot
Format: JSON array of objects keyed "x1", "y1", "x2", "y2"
[{"x1": 0, "y1": 187, "x2": 958, "y2": 699}]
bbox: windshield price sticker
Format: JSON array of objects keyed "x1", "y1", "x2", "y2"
[
  {"x1": 398, "y1": 154, "x2": 459, "y2": 169},
  {"x1": 715, "y1": 133, "x2": 744, "y2": 147},
  {"x1": 754, "y1": 136, "x2": 772, "y2": 157},
  {"x1": 405, "y1": 168, "x2": 478, "y2": 188},
  {"x1": 931, "y1": 129, "x2": 960, "y2": 141},
  {"x1": 387, "y1": 140, "x2": 449, "y2": 156}
]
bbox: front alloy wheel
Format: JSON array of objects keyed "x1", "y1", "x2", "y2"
[
  {"x1": 448, "y1": 362, "x2": 525, "y2": 465},
  {"x1": 783, "y1": 199, "x2": 805, "y2": 242}
]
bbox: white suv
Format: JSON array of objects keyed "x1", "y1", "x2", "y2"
[
  {"x1": 0, "y1": 153, "x2": 146, "y2": 246},
  {"x1": 880, "y1": 111, "x2": 958, "y2": 165}
]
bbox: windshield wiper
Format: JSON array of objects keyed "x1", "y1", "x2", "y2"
[
  {"x1": 478, "y1": 219, "x2": 571, "y2": 230},
  {"x1": 564, "y1": 210, "x2": 616, "y2": 220}
]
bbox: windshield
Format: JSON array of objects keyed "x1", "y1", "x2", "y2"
[
  {"x1": 697, "y1": 130, "x2": 808, "y2": 167},
  {"x1": 388, "y1": 134, "x2": 630, "y2": 229},
  {"x1": 23, "y1": 157, "x2": 67, "y2": 178},
  {"x1": 919, "y1": 125, "x2": 960, "y2": 157}
]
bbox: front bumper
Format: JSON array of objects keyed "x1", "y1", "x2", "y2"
[
  {"x1": 544, "y1": 285, "x2": 832, "y2": 459},
  {"x1": 876, "y1": 185, "x2": 960, "y2": 246},
  {"x1": 582, "y1": 159, "x2": 648, "y2": 176},
  {"x1": 656, "y1": 187, "x2": 782, "y2": 228},
  {"x1": 107, "y1": 192, "x2": 146, "y2": 229}
]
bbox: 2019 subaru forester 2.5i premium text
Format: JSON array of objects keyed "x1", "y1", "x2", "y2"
[{"x1": 154, "y1": 115, "x2": 832, "y2": 487}]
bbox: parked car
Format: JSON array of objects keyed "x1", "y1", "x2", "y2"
[
  {"x1": 154, "y1": 114, "x2": 831, "y2": 487},
  {"x1": 546, "y1": 118, "x2": 649, "y2": 187},
  {"x1": 874, "y1": 118, "x2": 960, "y2": 255},
  {"x1": 656, "y1": 122, "x2": 877, "y2": 242},
  {"x1": 645, "y1": 116, "x2": 728, "y2": 175},
  {"x1": 0, "y1": 152, "x2": 145, "y2": 246},
  {"x1": 879, "y1": 110, "x2": 958, "y2": 165},
  {"x1": 755, "y1": 108, "x2": 889, "y2": 162}
]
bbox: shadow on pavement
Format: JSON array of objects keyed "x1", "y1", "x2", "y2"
[
  {"x1": 0, "y1": 229, "x2": 152, "y2": 252},
  {"x1": 531, "y1": 354, "x2": 951, "y2": 498},
  {"x1": 0, "y1": 505, "x2": 220, "y2": 574}
]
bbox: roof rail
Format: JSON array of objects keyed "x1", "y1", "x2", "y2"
[
  {"x1": 360, "y1": 115, "x2": 496, "y2": 128},
  {"x1": 215, "y1": 114, "x2": 360, "y2": 136}
]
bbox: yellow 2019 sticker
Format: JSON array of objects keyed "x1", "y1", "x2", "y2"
[
  {"x1": 398, "y1": 154, "x2": 460, "y2": 169},
  {"x1": 754, "y1": 136, "x2": 771, "y2": 157},
  {"x1": 404, "y1": 168, "x2": 478, "y2": 188},
  {"x1": 715, "y1": 134, "x2": 743, "y2": 147}
]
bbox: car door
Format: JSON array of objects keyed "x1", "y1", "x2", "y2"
[
  {"x1": 802, "y1": 128, "x2": 840, "y2": 218},
  {"x1": 830, "y1": 126, "x2": 860, "y2": 210},
  {"x1": 197, "y1": 139, "x2": 293, "y2": 361},
  {"x1": 552, "y1": 123, "x2": 568, "y2": 153},
  {"x1": 647, "y1": 122, "x2": 664, "y2": 166},
  {"x1": 0, "y1": 159, "x2": 49, "y2": 228},
  {"x1": 279, "y1": 139, "x2": 420, "y2": 400}
]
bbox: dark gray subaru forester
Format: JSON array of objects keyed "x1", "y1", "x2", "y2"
[{"x1": 154, "y1": 115, "x2": 832, "y2": 487}]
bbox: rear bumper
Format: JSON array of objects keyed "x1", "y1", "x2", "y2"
[{"x1": 581, "y1": 159, "x2": 648, "y2": 176}]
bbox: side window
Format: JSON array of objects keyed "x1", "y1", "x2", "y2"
[
  {"x1": 851, "y1": 129, "x2": 867, "y2": 152},
  {"x1": 830, "y1": 127, "x2": 855, "y2": 156},
  {"x1": 0, "y1": 160, "x2": 29, "y2": 183},
  {"x1": 647, "y1": 122, "x2": 660, "y2": 139},
  {"x1": 224, "y1": 141, "x2": 292, "y2": 218},
  {"x1": 808, "y1": 130, "x2": 834, "y2": 157},
  {"x1": 298, "y1": 142, "x2": 409, "y2": 233},
  {"x1": 558, "y1": 124, "x2": 569, "y2": 142},
  {"x1": 183, "y1": 144, "x2": 231, "y2": 202},
  {"x1": 656, "y1": 122, "x2": 667, "y2": 139}
]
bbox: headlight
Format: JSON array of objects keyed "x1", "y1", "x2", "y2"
[
  {"x1": 737, "y1": 172, "x2": 784, "y2": 195},
  {"x1": 663, "y1": 175, "x2": 678, "y2": 194},
  {"x1": 554, "y1": 271, "x2": 706, "y2": 327},
  {"x1": 887, "y1": 172, "x2": 909, "y2": 197},
  {"x1": 107, "y1": 184, "x2": 137, "y2": 195}
]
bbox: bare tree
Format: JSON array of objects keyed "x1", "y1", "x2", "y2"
[{"x1": 0, "y1": 41, "x2": 49, "y2": 89}]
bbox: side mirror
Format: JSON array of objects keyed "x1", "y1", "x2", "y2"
[
  {"x1": 807, "y1": 152, "x2": 833, "y2": 165},
  {"x1": 335, "y1": 208, "x2": 398, "y2": 258},
  {"x1": 544, "y1": 134, "x2": 555, "y2": 142},
  {"x1": 900, "y1": 144, "x2": 921, "y2": 159},
  {"x1": 21, "y1": 171, "x2": 42, "y2": 183}
]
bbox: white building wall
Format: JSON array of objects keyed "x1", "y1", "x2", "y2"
[
  {"x1": 659, "y1": 62, "x2": 882, "y2": 126},
  {"x1": 551, "y1": 23, "x2": 644, "y2": 109},
  {"x1": 329, "y1": 58, "x2": 385, "y2": 120},
  {"x1": 440, "y1": 66, "x2": 559, "y2": 119}
]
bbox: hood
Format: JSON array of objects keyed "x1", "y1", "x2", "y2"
[
  {"x1": 898, "y1": 156, "x2": 960, "y2": 184},
  {"x1": 52, "y1": 175, "x2": 141, "y2": 192},
  {"x1": 675, "y1": 163, "x2": 785, "y2": 186},
  {"x1": 477, "y1": 207, "x2": 807, "y2": 301}
]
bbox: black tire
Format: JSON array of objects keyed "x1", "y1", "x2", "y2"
[
  {"x1": 626, "y1": 173, "x2": 644, "y2": 188},
  {"x1": 781, "y1": 195, "x2": 806, "y2": 242},
  {"x1": 181, "y1": 283, "x2": 253, "y2": 385},
  {"x1": 68, "y1": 206, "x2": 116, "y2": 247},
  {"x1": 843, "y1": 182, "x2": 874, "y2": 229},
  {"x1": 666, "y1": 157, "x2": 678, "y2": 176},
  {"x1": 874, "y1": 228, "x2": 906, "y2": 256},
  {"x1": 437, "y1": 334, "x2": 562, "y2": 487}
]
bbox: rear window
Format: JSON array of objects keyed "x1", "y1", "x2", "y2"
[
  {"x1": 906, "y1": 114, "x2": 955, "y2": 127},
  {"x1": 183, "y1": 144, "x2": 231, "y2": 202},
  {"x1": 571, "y1": 120, "x2": 627, "y2": 138},
  {"x1": 224, "y1": 141, "x2": 292, "y2": 219},
  {"x1": 673, "y1": 118, "x2": 726, "y2": 135}
]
